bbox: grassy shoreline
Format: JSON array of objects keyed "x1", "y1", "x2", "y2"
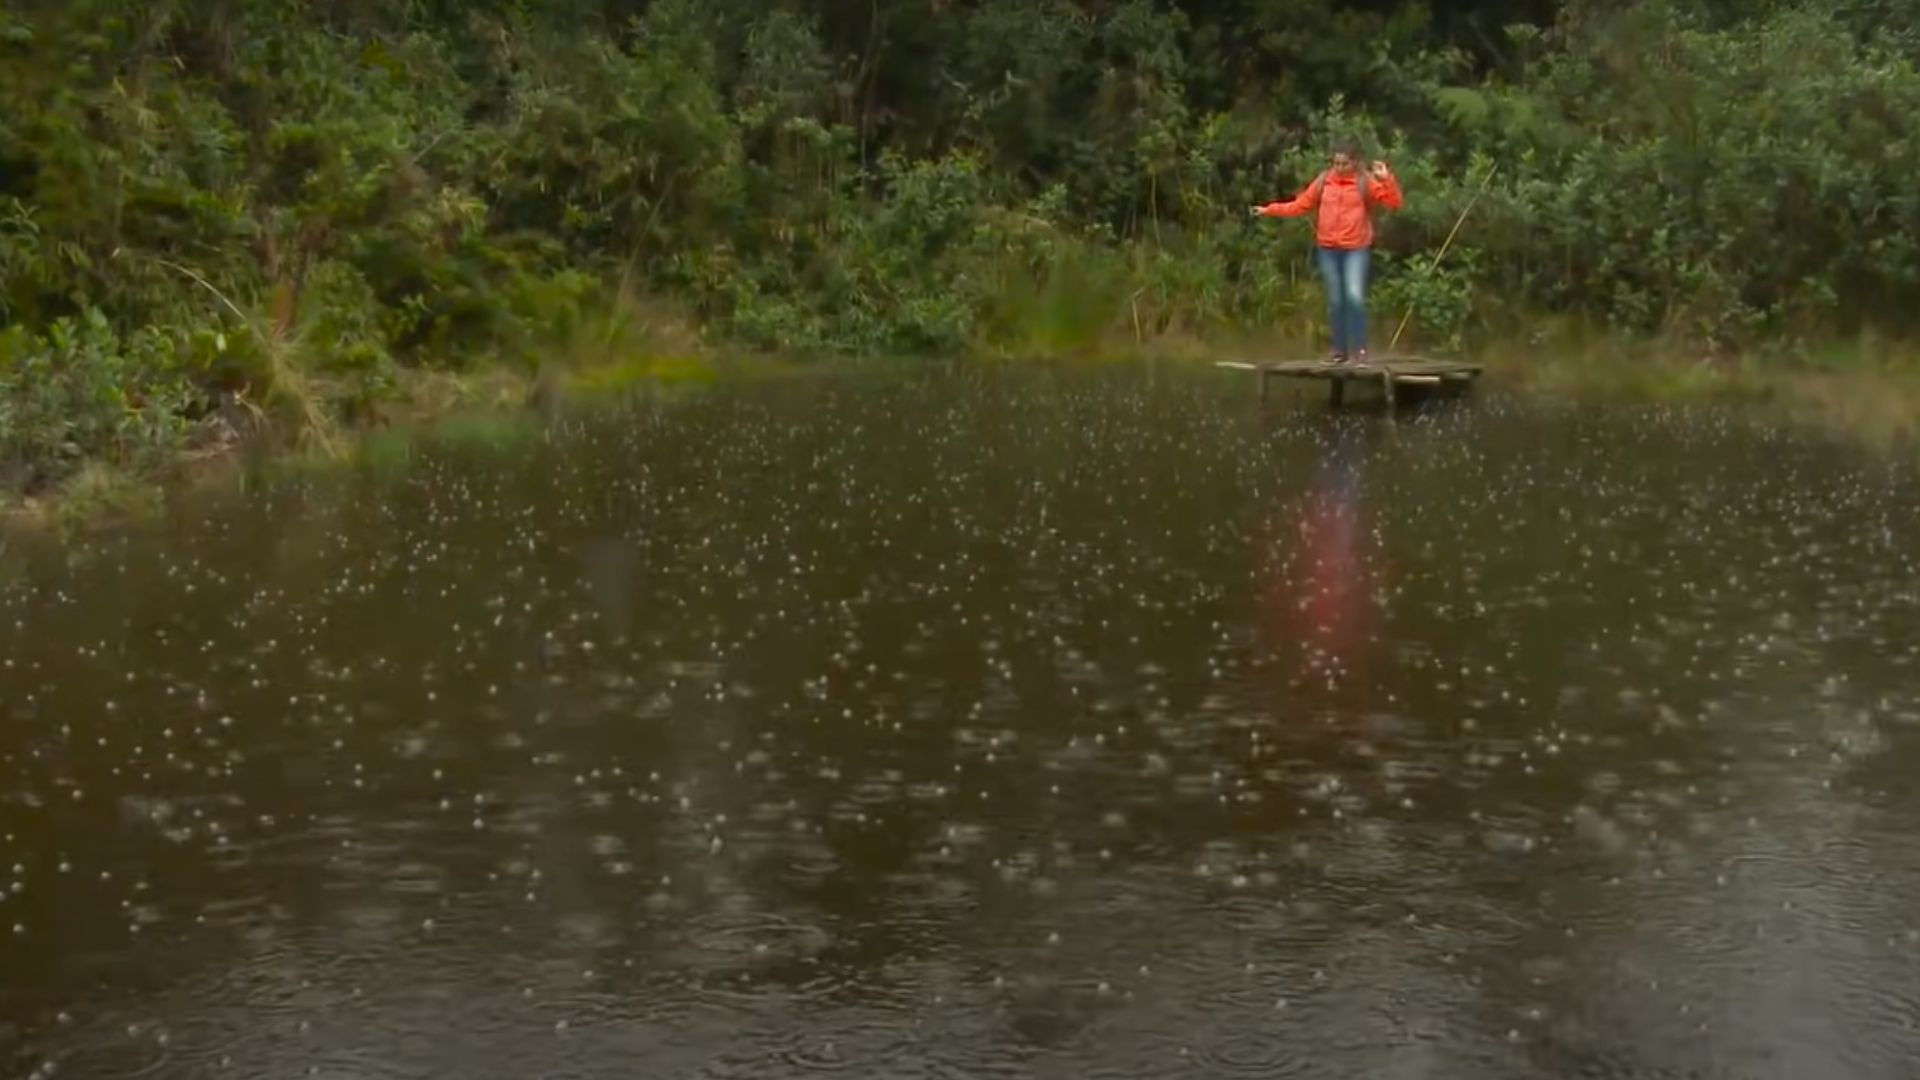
[
  {"x1": 1471, "y1": 332, "x2": 1920, "y2": 453},
  {"x1": 0, "y1": 352, "x2": 698, "y2": 535},
  {"x1": 5, "y1": 325, "x2": 1918, "y2": 539}
]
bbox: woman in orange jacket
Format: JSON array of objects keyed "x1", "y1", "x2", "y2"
[{"x1": 1250, "y1": 139, "x2": 1402, "y2": 364}]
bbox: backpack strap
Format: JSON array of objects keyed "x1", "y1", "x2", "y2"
[
  {"x1": 1315, "y1": 169, "x2": 1368, "y2": 200},
  {"x1": 1314, "y1": 170, "x2": 1368, "y2": 209}
]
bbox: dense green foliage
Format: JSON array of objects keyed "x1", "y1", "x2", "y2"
[{"x1": 3, "y1": 0, "x2": 1918, "y2": 491}]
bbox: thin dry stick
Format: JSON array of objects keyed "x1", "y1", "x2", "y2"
[
  {"x1": 1387, "y1": 163, "x2": 1498, "y2": 354},
  {"x1": 149, "y1": 255, "x2": 339, "y2": 457}
]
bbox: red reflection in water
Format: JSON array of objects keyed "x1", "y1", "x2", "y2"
[{"x1": 1259, "y1": 425, "x2": 1377, "y2": 697}]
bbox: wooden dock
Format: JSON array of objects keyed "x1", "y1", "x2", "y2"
[{"x1": 1214, "y1": 357, "x2": 1483, "y2": 410}]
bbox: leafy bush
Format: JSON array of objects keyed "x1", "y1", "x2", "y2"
[{"x1": 2, "y1": 0, "x2": 1917, "y2": 491}]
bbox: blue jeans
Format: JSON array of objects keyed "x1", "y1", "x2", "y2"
[{"x1": 1314, "y1": 246, "x2": 1371, "y2": 356}]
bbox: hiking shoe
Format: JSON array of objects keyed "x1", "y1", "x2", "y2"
[
  {"x1": 1352, "y1": 349, "x2": 1369, "y2": 365},
  {"x1": 1328, "y1": 351, "x2": 1348, "y2": 365}
]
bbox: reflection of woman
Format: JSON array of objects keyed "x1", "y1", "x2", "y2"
[{"x1": 1262, "y1": 422, "x2": 1374, "y2": 692}]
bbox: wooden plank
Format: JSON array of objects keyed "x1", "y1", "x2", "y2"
[
  {"x1": 1224, "y1": 354, "x2": 1484, "y2": 412},
  {"x1": 1250, "y1": 358, "x2": 1483, "y2": 378}
]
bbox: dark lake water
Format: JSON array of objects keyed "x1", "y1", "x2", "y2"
[{"x1": 4, "y1": 363, "x2": 1919, "y2": 1079}]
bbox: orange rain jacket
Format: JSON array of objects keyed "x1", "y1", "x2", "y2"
[{"x1": 1253, "y1": 169, "x2": 1402, "y2": 250}]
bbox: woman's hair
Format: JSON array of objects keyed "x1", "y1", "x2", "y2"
[{"x1": 1330, "y1": 137, "x2": 1361, "y2": 159}]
